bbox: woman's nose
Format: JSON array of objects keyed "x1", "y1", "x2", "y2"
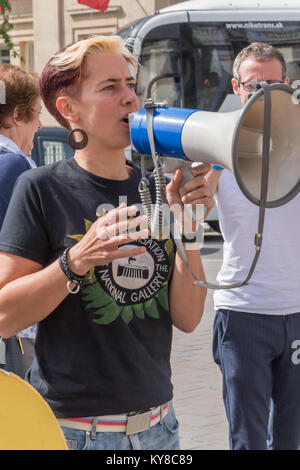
[{"x1": 121, "y1": 86, "x2": 137, "y2": 106}]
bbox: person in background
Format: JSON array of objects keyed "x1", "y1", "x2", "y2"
[
  {"x1": 0, "y1": 35, "x2": 213, "y2": 450},
  {"x1": 206, "y1": 42, "x2": 300, "y2": 450},
  {"x1": 199, "y1": 72, "x2": 220, "y2": 110},
  {"x1": 0, "y1": 64, "x2": 41, "y2": 376}
]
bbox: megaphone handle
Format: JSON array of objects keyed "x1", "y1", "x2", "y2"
[
  {"x1": 159, "y1": 157, "x2": 203, "y2": 223},
  {"x1": 177, "y1": 163, "x2": 193, "y2": 186},
  {"x1": 178, "y1": 164, "x2": 205, "y2": 224}
]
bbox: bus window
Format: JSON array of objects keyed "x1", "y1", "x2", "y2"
[
  {"x1": 133, "y1": 18, "x2": 300, "y2": 116},
  {"x1": 137, "y1": 23, "x2": 183, "y2": 107},
  {"x1": 180, "y1": 21, "x2": 300, "y2": 112},
  {"x1": 181, "y1": 23, "x2": 235, "y2": 111}
]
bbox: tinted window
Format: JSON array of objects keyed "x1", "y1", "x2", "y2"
[
  {"x1": 139, "y1": 21, "x2": 300, "y2": 112},
  {"x1": 0, "y1": 46, "x2": 10, "y2": 64},
  {"x1": 42, "y1": 140, "x2": 73, "y2": 165},
  {"x1": 31, "y1": 133, "x2": 75, "y2": 167},
  {"x1": 137, "y1": 24, "x2": 183, "y2": 107},
  {"x1": 184, "y1": 21, "x2": 300, "y2": 111}
]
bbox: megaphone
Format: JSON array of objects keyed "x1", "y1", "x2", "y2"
[{"x1": 130, "y1": 83, "x2": 300, "y2": 208}]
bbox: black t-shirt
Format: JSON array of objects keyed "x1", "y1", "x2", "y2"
[{"x1": 0, "y1": 158, "x2": 175, "y2": 418}]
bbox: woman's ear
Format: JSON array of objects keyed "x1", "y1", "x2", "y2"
[
  {"x1": 12, "y1": 106, "x2": 20, "y2": 124},
  {"x1": 56, "y1": 96, "x2": 79, "y2": 124}
]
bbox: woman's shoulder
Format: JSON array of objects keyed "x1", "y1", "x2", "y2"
[
  {"x1": 0, "y1": 151, "x2": 31, "y2": 172},
  {"x1": 18, "y1": 159, "x2": 71, "y2": 185}
]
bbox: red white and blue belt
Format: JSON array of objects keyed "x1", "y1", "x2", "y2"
[{"x1": 58, "y1": 403, "x2": 169, "y2": 436}]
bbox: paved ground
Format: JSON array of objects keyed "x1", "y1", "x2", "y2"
[{"x1": 170, "y1": 234, "x2": 229, "y2": 450}]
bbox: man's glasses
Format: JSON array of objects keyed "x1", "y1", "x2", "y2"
[{"x1": 239, "y1": 79, "x2": 284, "y2": 93}]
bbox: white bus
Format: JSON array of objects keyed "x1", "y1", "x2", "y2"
[{"x1": 118, "y1": 0, "x2": 300, "y2": 231}]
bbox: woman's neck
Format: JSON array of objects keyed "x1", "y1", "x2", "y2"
[{"x1": 74, "y1": 147, "x2": 132, "y2": 180}]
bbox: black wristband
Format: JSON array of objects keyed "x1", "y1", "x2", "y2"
[{"x1": 58, "y1": 248, "x2": 91, "y2": 285}]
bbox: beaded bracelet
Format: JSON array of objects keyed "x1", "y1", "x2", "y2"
[{"x1": 58, "y1": 247, "x2": 91, "y2": 294}]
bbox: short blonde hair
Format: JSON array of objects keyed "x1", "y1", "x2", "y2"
[
  {"x1": 40, "y1": 35, "x2": 138, "y2": 129},
  {"x1": 51, "y1": 35, "x2": 137, "y2": 74}
]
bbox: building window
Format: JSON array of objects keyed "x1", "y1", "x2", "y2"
[{"x1": 0, "y1": 47, "x2": 10, "y2": 64}]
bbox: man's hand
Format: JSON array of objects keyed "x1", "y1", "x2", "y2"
[
  {"x1": 165, "y1": 163, "x2": 214, "y2": 241},
  {"x1": 166, "y1": 162, "x2": 214, "y2": 213}
]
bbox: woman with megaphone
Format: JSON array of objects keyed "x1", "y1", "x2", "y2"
[{"x1": 0, "y1": 35, "x2": 214, "y2": 450}]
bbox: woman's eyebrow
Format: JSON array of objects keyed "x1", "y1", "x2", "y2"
[{"x1": 96, "y1": 76, "x2": 136, "y2": 86}]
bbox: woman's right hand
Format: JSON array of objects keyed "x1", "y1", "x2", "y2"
[{"x1": 67, "y1": 203, "x2": 149, "y2": 276}]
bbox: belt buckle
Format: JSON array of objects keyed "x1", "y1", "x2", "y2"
[{"x1": 125, "y1": 410, "x2": 152, "y2": 436}]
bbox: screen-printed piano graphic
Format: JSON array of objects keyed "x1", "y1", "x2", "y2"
[{"x1": 117, "y1": 257, "x2": 149, "y2": 280}]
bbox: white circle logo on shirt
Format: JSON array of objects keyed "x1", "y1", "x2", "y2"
[
  {"x1": 94, "y1": 240, "x2": 169, "y2": 306},
  {"x1": 111, "y1": 247, "x2": 155, "y2": 289}
]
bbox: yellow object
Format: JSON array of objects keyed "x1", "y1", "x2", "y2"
[
  {"x1": 0, "y1": 369, "x2": 68, "y2": 450},
  {"x1": 17, "y1": 337, "x2": 24, "y2": 355}
]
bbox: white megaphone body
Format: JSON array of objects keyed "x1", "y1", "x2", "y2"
[{"x1": 130, "y1": 83, "x2": 300, "y2": 208}]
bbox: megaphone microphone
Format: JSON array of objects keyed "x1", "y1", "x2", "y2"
[{"x1": 130, "y1": 84, "x2": 300, "y2": 289}]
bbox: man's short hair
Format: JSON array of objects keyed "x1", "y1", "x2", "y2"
[{"x1": 232, "y1": 42, "x2": 287, "y2": 81}]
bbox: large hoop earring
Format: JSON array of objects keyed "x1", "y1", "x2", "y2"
[{"x1": 68, "y1": 128, "x2": 88, "y2": 150}]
